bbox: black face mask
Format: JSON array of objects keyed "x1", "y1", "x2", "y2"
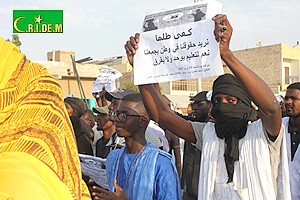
[
  {"x1": 211, "y1": 102, "x2": 256, "y2": 183},
  {"x1": 211, "y1": 102, "x2": 251, "y2": 139}
]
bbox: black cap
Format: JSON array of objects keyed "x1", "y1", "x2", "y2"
[
  {"x1": 190, "y1": 91, "x2": 208, "y2": 101},
  {"x1": 105, "y1": 89, "x2": 137, "y2": 101}
]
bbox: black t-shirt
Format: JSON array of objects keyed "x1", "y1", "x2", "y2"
[
  {"x1": 96, "y1": 132, "x2": 123, "y2": 158},
  {"x1": 288, "y1": 127, "x2": 300, "y2": 161}
]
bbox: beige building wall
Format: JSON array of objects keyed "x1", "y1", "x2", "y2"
[
  {"x1": 122, "y1": 44, "x2": 300, "y2": 111},
  {"x1": 39, "y1": 44, "x2": 300, "y2": 112},
  {"x1": 281, "y1": 44, "x2": 300, "y2": 90},
  {"x1": 35, "y1": 60, "x2": 103, "y2": 98},
  {"x1": 47, "y1": 50, "x2": 76, "y2": 63},
  {"x1": 86, "y1": 56, "x2": 133, "y2": 74},
  {"x1": 232, "y1": 44, "x2": 300, "y2": 93},
  {"x1": 233, "y1": 44, "x2": 282, "y2": 93},
  {"x1": 56, "y1": 78, "x2": 95, "y2": 98},
  {"x1": 160, "y1": 82, "x2": 171, "y2": 94}
]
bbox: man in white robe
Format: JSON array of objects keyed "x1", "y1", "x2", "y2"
[
  {"x1": 283, "y1": 82, "x2": 300, "y2": 200},
  {"x1": 124, "y1": 14, "x2": 291, "y2": 199}
]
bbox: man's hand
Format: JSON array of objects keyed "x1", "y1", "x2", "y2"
[
  {"x1": 124, "y1": 33, "x2": 140, "y2": 66},
  {"x1": 212, "y1": 14, "x2": 233, "y2": 57},
  {"x1": 91, "y1": 179, "x2": 129, "y2": 200},
  {"x1": 100, "y1": 86, "x2": 106, "y2": 99},
  {"x1": 92, "y1": 92, "x2": 101, "y2": 99},
  {"x1": 92, "y1": 86, "x2": 106, "y2": 99}
]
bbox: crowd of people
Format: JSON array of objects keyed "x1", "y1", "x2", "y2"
[{"x1": 0, "y1": 14, "x2": 299, "y2": 200}]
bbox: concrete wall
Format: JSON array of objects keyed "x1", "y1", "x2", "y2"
[
  {"x1": 39, "y1": 44, "x2": 300, "y2": 110},
  {"x1": 281, "y1": 44, "x2": 300, "y2": 90},
  {"x1": 47, "y1": 50, "x2": 75, "y2": 63},
  {"x1": 233, "y1": 44, "x2": 282, "y2": 93},
  {"x1": 34, "y1": 60, "x2": 102, "y2": 98}
]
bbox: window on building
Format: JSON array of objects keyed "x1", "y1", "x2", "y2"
[
  {"x1": 285, "y1": 67, "x2": 290, "y2": 84},
  {"x1": 172, "y1": 79, "x2": 197, "y2": 91}
]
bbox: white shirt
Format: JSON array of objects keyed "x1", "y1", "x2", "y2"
[
  {"x1": 282, "y1": 117, "x2": 300, "y2": 200},
  {"x1": 192, "y1": 120, "x2": 291, "y2": 200}
]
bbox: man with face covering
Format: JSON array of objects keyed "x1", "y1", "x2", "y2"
[
  {"x1": 210, "y1": 74, "x2": 257, "y2": 183},
  {"x1": 124, "y1": 14, "x2": 291, "y2": 199}
]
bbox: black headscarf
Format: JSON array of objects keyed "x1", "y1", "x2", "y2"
[
  {"x1": 211, "y1": 74, "x2": 256, "y2": 183},
  {"x1": 64, "y1": 97, "x2": 85, "y2": 118},
  {"x1": 64, "y1": 97, "x2": 85, "y2": 138}
]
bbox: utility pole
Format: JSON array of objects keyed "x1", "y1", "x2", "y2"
[{"x1": 70, "y1": 55, "x2": 89, "y2": 109}]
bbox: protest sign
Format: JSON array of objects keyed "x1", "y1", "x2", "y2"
[
  {"x1": 134, "y1": 0, "x2": 223, "y2": 85},
  {"x1": 91, "y1": 66, "x2": 122, "y2": 93}
]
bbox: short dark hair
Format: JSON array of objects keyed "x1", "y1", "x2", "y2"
[
  {"x1": 287, "y1": 82, "x2": 300, "y2": 90},
  {"x1": 121, "y1": 93, "x2": 148, "y2": 116}
]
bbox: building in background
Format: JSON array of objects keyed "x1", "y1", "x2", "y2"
[
  {"x1": 159, "y1": 43, "x2": 300, "y2": 112},
  {"x1": 233, "y1": 43, "x2": 300, "y2": 93},
  {"x1": 84, "y1": 56, "x2": 134, "y2": 91},
  {"x1": 39, "y1": 43, "x2": 300, "y2": 113},
  {"x1": 36, "y1": 50, "x2": 103, "y2": 109}
]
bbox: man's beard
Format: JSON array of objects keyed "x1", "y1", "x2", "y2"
[{"x1": 286, "y1": 109, "x2": 300, "y2": 118}]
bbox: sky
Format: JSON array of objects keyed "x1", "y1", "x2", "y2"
[{"x1": 0, "y1": 0, "x2": 299, "y2": 61}]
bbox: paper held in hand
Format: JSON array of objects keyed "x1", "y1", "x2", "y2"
[
  {"x1": 134, "y1": 0, "x2": 224, "y2": 85},
  {"x1": 79, "y1": 154, "x2": 109, "y2": 189},
  {"x1": 91, "y1": 66, "x2": 123, "y2": 93}
]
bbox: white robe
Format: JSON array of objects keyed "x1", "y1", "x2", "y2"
[
  {"x1": 282, "y1": 117, "x2": 300, "y2": 200},
  {"x1": 192, "y1": 120, "x2": 291, "y2": 200}
]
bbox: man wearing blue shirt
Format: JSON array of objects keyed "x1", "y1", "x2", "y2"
[{"x1": 91, "y1": 93, "x2": 181, "y2": 200}]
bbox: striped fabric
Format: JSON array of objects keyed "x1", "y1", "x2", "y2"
[{"x1": 0, "y1": 38, "x2": 90, "y2": 200}]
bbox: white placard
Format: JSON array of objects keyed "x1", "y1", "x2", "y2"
[
  {"x1": 134, "y1": 0, "x2": 224, "y2": 85},
  {"x1": 91, "y1": 66, "x2": 123, "y2": 93},
  {"x1": 79, "y1": 154, "x2": 109, "y2": 189}
]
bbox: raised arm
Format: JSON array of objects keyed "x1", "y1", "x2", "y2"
[
  {"x1": 138, "y1": 84, "x2": 196, "y2": 142},
  {"x1": 92, "y1": 86, "x2": 108, "y2": 108},
  {"x1": 213, "y1": 14, "x2": 281, "y2": 137},
  {"x1": 125, "y1": 35, "x2": 196, "y2": 142}
]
